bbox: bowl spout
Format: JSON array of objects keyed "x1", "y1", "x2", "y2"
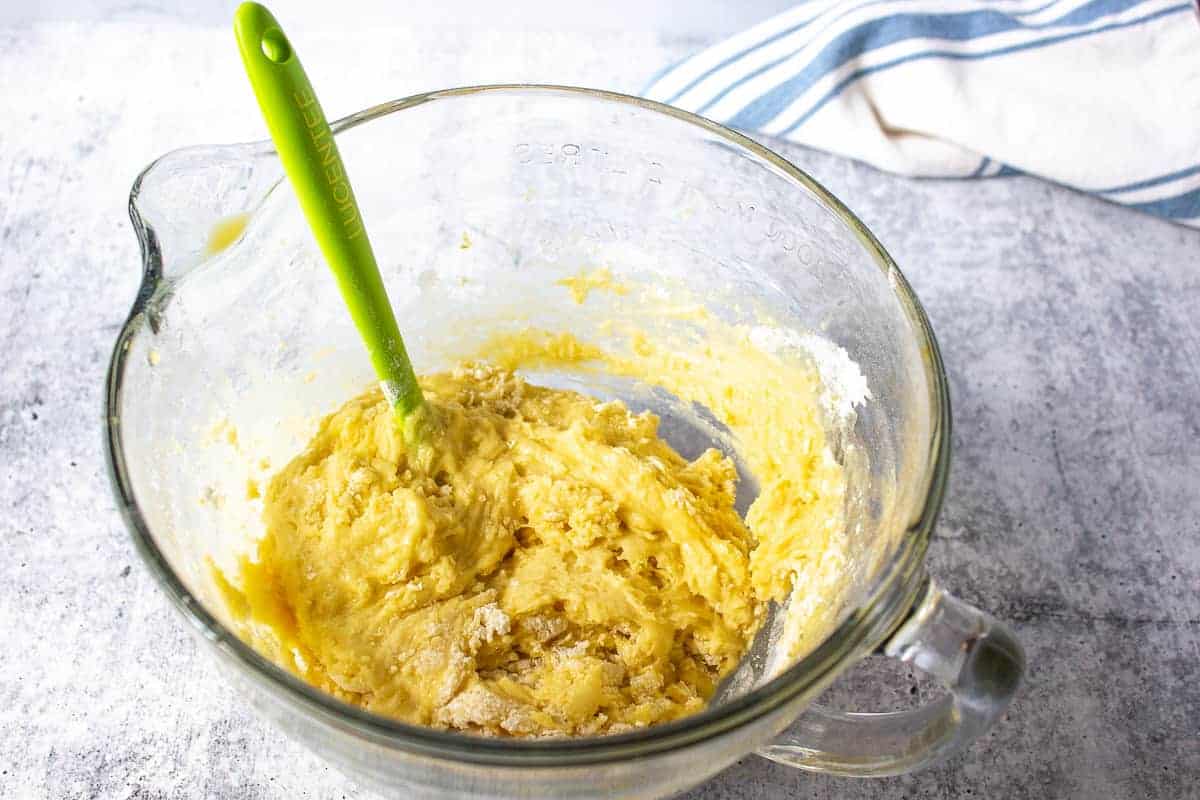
[{"x1": 129, "y1": 141, "x2": 282, "y2": 286}]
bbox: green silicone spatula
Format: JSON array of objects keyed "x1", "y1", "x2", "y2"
[{"x1": 233, "y1": 2, "x2": 428, "y2": 441}]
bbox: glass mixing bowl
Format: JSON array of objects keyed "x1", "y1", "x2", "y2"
[{"x1": 105, "y1": 85, "x2": 1023, "y2": 799}]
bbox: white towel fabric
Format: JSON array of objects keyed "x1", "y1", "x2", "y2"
[{"x1": 644, "y1": 0, "x2": 1200, "y2": 227}]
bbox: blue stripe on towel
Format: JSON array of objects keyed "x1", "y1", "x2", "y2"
[
  {"x1": 969, "y1": 157, "x2": 992, "y2": 177},
  {"x1": 1128, "y1": 187, "x2": 1200, "y2": 219},
  {"x1": 1097, "y1": 163, "x2": 1200, "y2": 195},
  {"x1": 643, "y1": 60, "x2": 685, "y2": 95},
  {"x1": 657, "y1": 0, "x2": 854, "y2": 104},
  {"x1": 768, "y1": 2, "x2": 1190, "y2": 135},
  {"x1": 703, "y1": 0, "x2": 1148, "y2": 124},
  {"x1": 653, "y1": 0, "x2": 1094, "y2": 104},
  {"x1": 662, "y1": 0, "x2": 894, "y2": 105}
]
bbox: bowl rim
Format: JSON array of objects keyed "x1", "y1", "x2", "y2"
[{"x1": 105, "y1": 83, "x2": 950, "y2": 767}]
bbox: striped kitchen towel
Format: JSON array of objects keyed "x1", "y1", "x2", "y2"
[{"x1": 644, "y1": 0, "x2": 1200, "y2": 227}]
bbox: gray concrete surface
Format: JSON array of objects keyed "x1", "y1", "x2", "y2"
[{"x1": 1, "y1": 15, "x2": 1198, "y2": 800}]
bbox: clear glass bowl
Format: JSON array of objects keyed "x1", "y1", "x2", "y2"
[{"x1": 105, "y1": 85, "x2": 1023, "y2": 798}]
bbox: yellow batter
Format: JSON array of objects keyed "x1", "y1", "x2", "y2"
[{"x1": 217, "y1": 300, "x2": 848, "y2": 737}]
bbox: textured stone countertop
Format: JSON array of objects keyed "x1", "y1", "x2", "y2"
[{"x1": 2, "y1": 12, "x2": 1198, "y2": 800}]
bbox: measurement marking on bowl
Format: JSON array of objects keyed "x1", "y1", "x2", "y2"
[{"x1": 512, "y1": 142, "x2": 848, "y2": 270}]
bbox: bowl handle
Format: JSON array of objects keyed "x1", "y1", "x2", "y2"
[{"x1": 758, "y1": 577, "x2": 1024, "y2": 777}]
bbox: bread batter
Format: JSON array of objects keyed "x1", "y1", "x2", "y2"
[{"x1": 217, "y1": 306, "x2": 848, "y2": 737}]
